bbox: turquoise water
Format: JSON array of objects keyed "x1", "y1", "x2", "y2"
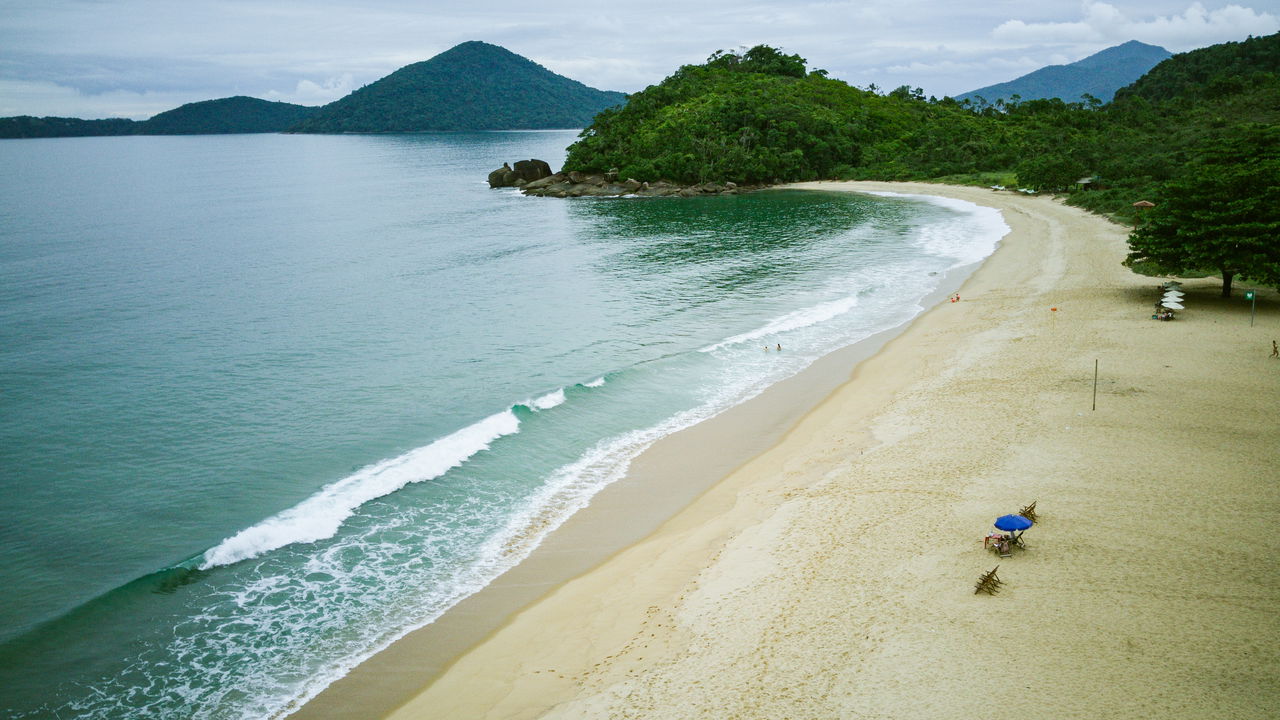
[{"x1": 0, "y1": 131, "x2": 1006, "y2": 718}]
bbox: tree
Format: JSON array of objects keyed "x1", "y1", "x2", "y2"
[
  {"x1": 1015, "y1": 154, "x2": 1086, "y2": 191},
  {"x1": 705, "y1": 45, "x2": 807, "y2": 78},
  {"x1": 1125, "y1": 124, "x2": 1280, "y2": 296}
]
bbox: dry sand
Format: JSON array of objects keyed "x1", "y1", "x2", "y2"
[{"x1": 382, "y1": 181, "x2": 1280, "y2": 719}]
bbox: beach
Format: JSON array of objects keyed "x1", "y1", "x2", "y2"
[{"x1": 329, "y1": 181, "x2": 1279, "y2": 719}]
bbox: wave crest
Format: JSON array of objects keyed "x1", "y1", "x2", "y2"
[{"x1": 198, "y1": 410, "x2": 521, "y2": 569}]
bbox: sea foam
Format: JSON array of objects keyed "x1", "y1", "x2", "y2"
[
  {"x1": 199, "y1": 409, "x2": 522, "y2": 569},
  {"x1": 864, "y1": 191, "x2": 1009, "y2": 267},
  {"x1": 699, "y1": 294, "x2": 862, "y2": 353},
  {"x1": 528, "y1": 388, "x2": 567, "y2": 410}
]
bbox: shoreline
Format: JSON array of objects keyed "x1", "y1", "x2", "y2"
[
  {"x1": 289, "y1": 186, "x2": 988, "y2": 719},
  {"x1": 304, "y1": 182, "x2": 1279, "y2": 719}
]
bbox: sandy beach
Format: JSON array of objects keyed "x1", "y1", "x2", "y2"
[{"x1": 338, "y1": 182, "x2": 1279, "y2": 719}]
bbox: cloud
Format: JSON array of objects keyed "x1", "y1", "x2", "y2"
[
  {"x1": 0, "y1": 79, "x2": 199, "y2": 119},
  {"x1": 264, "y1": 74, "x2": 354, "y2": 106},
  {"x1": 1, "y1": 1, "x2": 1274, "y2": 117},
  {"x1": 993, "y1": 2, "x2": 1279, "y2": 50}
]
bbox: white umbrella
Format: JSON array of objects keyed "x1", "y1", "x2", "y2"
[
  {"x1": 1162, "y1": 301, "x2": 1185, "y2": 309},
  {"x1": 1163, "y1": 292, "x2": 1185, "y2": 299}
]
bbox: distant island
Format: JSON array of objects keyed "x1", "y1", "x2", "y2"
[
  {"x1": 0, "y1": 41, "x2": 626, "y2": 139},
  {"x1": 956, "y1": 40, "x2": 1173, "y2": 105},
  {"x1": 0, "y1": 96, "x2": 317, "y2": 139}
]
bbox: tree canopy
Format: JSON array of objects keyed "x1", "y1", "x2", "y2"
[{"x1": 1125, "y1": 124, "x2": 1280, "y2": 295}]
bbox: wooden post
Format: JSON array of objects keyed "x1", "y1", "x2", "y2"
[{"x1": 1092, "y1": 359, "x2": 1098, "y2": 411}]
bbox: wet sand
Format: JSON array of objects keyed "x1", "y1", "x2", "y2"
[{"x1": 310, "y1": 182, "x2": 1280, "y2": 720}]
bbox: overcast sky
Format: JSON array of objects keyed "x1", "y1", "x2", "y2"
[{"x1": 1, "y1": 1, "x2": 1275, "y2": 119}]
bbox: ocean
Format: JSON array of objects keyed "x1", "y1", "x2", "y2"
[{"x1": 0, "y1": 130, "x2": 1006, "y2": 718}]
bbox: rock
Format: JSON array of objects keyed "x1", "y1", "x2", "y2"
[
  {"x1": 487, "y1": 162, "x2": 514, "y2": 188},
  {"x1": 523, "y1": 173, "x2": 565, "y2": 190},
  {"x1": 513, "y1": 172, "x2": 761, "y2": 199},
  {"x1": 513, "y1": 159, "x2": 553, "y2": 182},
  {"x1": 489, "y1": 159, "x2": 553, "y2": 188}
]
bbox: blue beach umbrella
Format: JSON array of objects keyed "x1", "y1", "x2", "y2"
[
  {"x1": 994, "y1": 513, "x2": 1033, "y2": 548},
  {"x1": 994, "y1": 514, "x2": 1033, "y2": 532}
]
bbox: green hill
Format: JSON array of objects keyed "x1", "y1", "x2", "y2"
[
  {"x1": 957, "y1": 40, "x2": 1171, "y2": 105},
  {"x1": 564, "y1": 45, "x2": 1055, "y2": 184},
  {"x1": 291, "y1": 41, "x2": 627, "y2": 133},
  {"x1": 139, "y1": 96, "x2": 317, "y2": 134}
]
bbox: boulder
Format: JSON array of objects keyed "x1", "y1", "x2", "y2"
[
  {"x1": 487, "y1": 162, "x2": 514, "y2": 188},
  {"x1": 523, "y1": 173, "x2": 565, "y2": 190},
  {"x1": 513, "y1": 159, "x2": 553, "y2": 182}
]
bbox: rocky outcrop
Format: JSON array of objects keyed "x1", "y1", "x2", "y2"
[
  {"x1": 521, "y1": 173, "x2": 750, "y2": 198},
  {"x1": 488, "y1": 160, "x2": 756, "y2": 197},
  {"x1": 513, "y1": 159, "x2": 552, "y2": 181},
  {"x1": 487, "y1": 159, "x2": 554, "y2": 188}
]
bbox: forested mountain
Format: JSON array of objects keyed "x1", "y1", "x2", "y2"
[
  {"x1": 0, "y1": 96, "x2": 316, "y2": 139},
  {"x1": 957, "y1": 41, "x2": 1171, "y2": 104},
  {"x1": 291, "y1": 41, "x2": 626, "y2": 133}
]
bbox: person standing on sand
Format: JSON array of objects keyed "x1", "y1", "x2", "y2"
[{"x1": 1271, "y1": 340, "x2": 1278, "y2": 358}]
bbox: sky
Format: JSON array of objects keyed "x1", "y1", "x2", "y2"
[{"x1": 0, "y1": 1, "x2": 1276, "y2": 119}]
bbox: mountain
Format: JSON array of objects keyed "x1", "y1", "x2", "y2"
[
  {"x1": 956, "y1": 40, "x2": 1172, "y2": 105},
  {"x1": 0, "y1": 96, "x2": 317, "y2": 139},
  {"x1": 290, "y1": 41, "x2": 627, "y2": 133},
  {"x1": 139, "y1": 96, "x2": 317, "y2": 135}
]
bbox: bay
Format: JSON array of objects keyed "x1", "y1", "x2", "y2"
[{"x1": 0, "y1": 131, "x2": 1003, "y2": 718}]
